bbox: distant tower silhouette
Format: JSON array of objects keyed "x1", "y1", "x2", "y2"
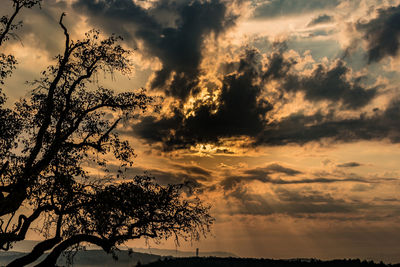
[{"x1": 196, "y1": 248, "x2": 199, "y2": 257}]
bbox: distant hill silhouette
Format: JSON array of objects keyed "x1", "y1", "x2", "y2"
[
  {"x1": 0, "y1": 249, "x2": 162, "y2": 267},
  {"x1": 0, "y1": 240, "x2": 237, "y2": 266},
  {"x1": 131, "y1": 247, "x2": 236, "y2": 258},
  {"x1": 2, "y1": 247, "x2": 400, "y2": 267},
  {"x1": 7, "y1": 240, "x2": 40, "y2": 252},
  {"x1": 142, "y1": 257, "x2": 400, "y2": 267},
  {"x1": 6, "y1": 240, "x2": 235, "y2": 258}
]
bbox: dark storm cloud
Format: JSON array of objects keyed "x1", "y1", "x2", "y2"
[
  {"x1": 133, "y1": 108, "x2": 185, "y2": 146},
  {"x1": 263, "y1": 45, "x2": 296, "y2": 81},
  {"x1": 133, "y1": 48, "x2": 274, "y2": 150},
  {"x1": 73, "y1": 0, "x2": 157, "y2": 41},
  {"x1": 252, "y1": 0, "x2": 341, "y2": 19},
  {"x1": 282, "y1": 60, "x2": 378, "y2": 109},
  {"x1": 73, "y1": 0, "x2": 237, "y2": 100},
  {"x1": 146, "y1": 0, "x2": 236, "y2": 100},
  {"x1": 256, "y1": 98, "x2": 400, "y2": 146},
  {"x1": 307, "y1": 14, "x2": 334, "y2": 27},
  {"x1": 337, "y1": 162, "x2": 362, "y2": 168},
  {"x1": 133, "y1": 47, "x2": 383, "y2": 150},
  {"x1": 357, "y1": 5, "x2": 400, "y2": 63}
]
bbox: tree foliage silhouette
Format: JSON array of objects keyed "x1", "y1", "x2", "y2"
[{"x1": 0, "y1": 3, "x2": 213, "y2": 266}]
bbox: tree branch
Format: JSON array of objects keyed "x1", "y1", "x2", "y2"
[
  {"x1": 6, "y1": 237, "x2": 61, "y2": 267},
  {"x1": 24, "y1": 13, "x2": 71, "y2": 174},
  {"x1": 6, "y1": 214, "x2": 63, "y2": 267},
  {"x1": 0, "y1": 205, "x2": 52, "y2": 249},
  {"x1": 34, "y1": 234, "x2": 114, "y2": 267},
  {"x1": 0, "y1": 1, "x2": 22, "y2": 46}
]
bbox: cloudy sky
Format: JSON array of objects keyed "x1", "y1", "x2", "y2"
[{"x1": 3, "y1": 0, "x2": 400, "y2": 262}]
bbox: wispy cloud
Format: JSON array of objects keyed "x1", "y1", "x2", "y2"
[{"x1": 307, "y1": 14, "x2": 334, "y2": 27}]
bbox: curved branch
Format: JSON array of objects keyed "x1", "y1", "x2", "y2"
[
  {"x1": 59, "y1": 12, "x2": 69, "y2": 54},
  {"x1": 0, "y1": 205, "x2": 52, "y2": 249},
  {"x1": 34, "y1": 234, "x2": 114, "y2": 267},
  {"x1": 6, "y1": 237, "x2": 61, "y2": 267},
  {"x1": 7, "y1": 214, "x2": 63, "y2": 267}
]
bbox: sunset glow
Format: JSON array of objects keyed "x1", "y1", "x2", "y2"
[{"x1": 2, "y1": 0, "x2": 400, "y2": 264}]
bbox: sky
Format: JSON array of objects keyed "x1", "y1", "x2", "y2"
[{"x1": 3, "y1": 0, "x2": 400, "y2": 263}]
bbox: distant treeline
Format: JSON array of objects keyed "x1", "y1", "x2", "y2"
[{"x1": 140, "y1": 257, "x2": 400, "y2": 267}]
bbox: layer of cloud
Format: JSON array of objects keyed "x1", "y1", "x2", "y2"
[
  {"x1": 282, "y1": 60, "x2": 378, "y2": 109},
  {"x1": 219, "y1": 164, "x2": 369, "y2": 191},
  {"x1": 256, "y1": 99, "x2": 400, "y2": 146},
  {"x1": 216, "y1": 163, "x2": 399, "y2": 217},
  {"x1": 261, "y1": 163, "x2": 303, "y2": 176},
  {"x1": 307, "y1": 14, "x2": 334, "y2": 27},
  {"x1": 337, "y1": 162, "x2": 362, "y2": 168},
  {"x1": 225, "y1": 186, "x2": 365, "y2": 216},
  {"x1": 172, "y1": 163, "x2": 212, "y2": 177},
  {"x1": 252, "y1": 0, "x2": 341, "y2": 19}
]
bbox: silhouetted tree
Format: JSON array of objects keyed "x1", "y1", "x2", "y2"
[{"x1": 0, "y1": 5, "x2": 213, "y2": 267}]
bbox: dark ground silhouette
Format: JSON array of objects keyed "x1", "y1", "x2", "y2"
[{"x1": 141, "y1": 257, "x2": 400, "y2": 267}]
